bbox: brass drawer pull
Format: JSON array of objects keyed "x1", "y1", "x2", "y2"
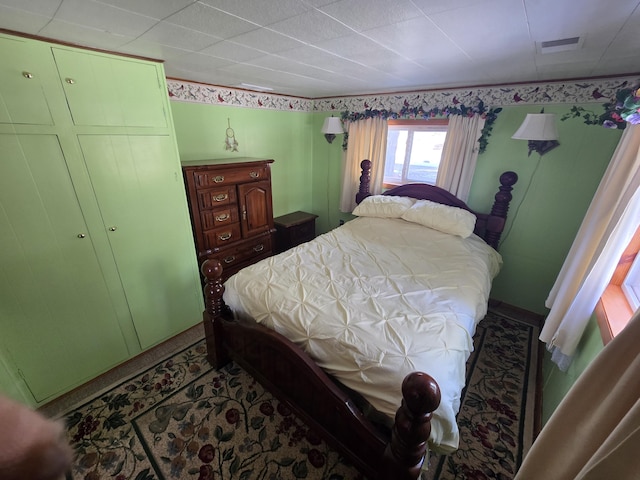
[
  {"x1": 253, "y1": 244, "x2": 264, "y2": 252},
  {"x1": 249, "y1": 171, "x2": 260, "y2": 178},
  {"x1": 213, "y1": 193, "x2": 228, "y2": 202},
  {"x1": 213, "y1": 175, "x2": 224, "y2": 183},
  {"x1": 23, "y1": 71, "x2": 34, "y2": 79},
  {"x1": 219, "y1": 232, "x2": 232, "y2": 241},
  {"x1": 65, "y1": 78, "x2": 75, "y2": 84},
  {"x1": 223, "y1": 255, "x2": 235, "y2": 264},
  {"x1": 215, "y1": 213, "x2": 230, "y2": 222}
]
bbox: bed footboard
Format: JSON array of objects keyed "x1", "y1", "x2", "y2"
[{"x1": 201, "y1": 259, "x2": 441, "y2": 480}]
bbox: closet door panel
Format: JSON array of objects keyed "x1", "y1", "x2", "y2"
[
  {"x1": 0, "y1": 133, "x2": 129, "y2": 401},
  {"x1": 52, "y1": 48, "x2": 168, "y2": 128},
  {"x1": 78, "y1": 135, "x2": 202, "y2": 349},
  {"x1": 0, "y1": 36, "x2": 54, "y2": 125}
]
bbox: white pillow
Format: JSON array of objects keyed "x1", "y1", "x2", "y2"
[
  {"x1": 401, "y1": 199, "x2": 476, "y2": 238},
  {"x1": 352, "y1": 195, "x2": 416, "y2": 218}
]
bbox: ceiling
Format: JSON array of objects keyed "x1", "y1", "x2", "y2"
[{"x1": 2, "y1": 0, "x2": 640, "y2": 99}]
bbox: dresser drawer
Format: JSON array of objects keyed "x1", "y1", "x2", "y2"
[
  {"x1": 207, "y1": 236, "x2": 272, "y2": 272},
  {"x1": 193, "y1": 166, "x2": 269, "y2": 188},
  {"x1": 200, "y1": 207, "x2": 239, "y2": 230},
  {"x1": 203, "y1": 223, "x2": 242, "y2": 249},
  {"x1": 197, "y1": 186, "x2": 236, "y2": 210}
]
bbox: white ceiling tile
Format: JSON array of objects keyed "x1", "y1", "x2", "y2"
[
  {"x1": 166, "y1": 51, "x2": 235, "y2": 74},
  {"x1": 313, "y1": 33, "x2": 390, "y2": 60},
  {"x1": 198, "y1": 0, "x2": 310, "y2": 26},
  {"x1": 267, "y1": 9, "x2": 355, "y2": 44},
  {"x1": 165, "y1": 2, "x2": 258, "y2": 39},
  {"x1": 229, "y1": 28, "x2": 306, "y2": 54},
  {"x1": 318, "y1": 0, "x2": 423, "y2": 31},
  {"x1": 0, "y1": 0, "x2": 60, "y2": 17},
  {"x1": 411, "y1": 0, "x2": 492, "y2": 16},
  {"x1": 118, "y1": 39, "x2": 194, "y2": 61},
  {"x1": 54, "y1": 0, "x2": 158, "y2": 37},
  {"x1": 95, "y1": 0, "x2": 196, "y2": 20},
  {"x1": 429, "y1": 0, "x2": 532, "y2": 60},
  {"x1": 39, "y1": 19, "x2": 136, "y2": 50},
  {"x1": 137, "y1": 21, "x2": 220, "y2": 51},
  {"x1": 525, "y1": 0, "x2": 638, "y2": 43},
  {"x1": 200, "y1": 41, "x2": 266, "y2": 62},
  {"x1": 362, "y1": 16, "x2": 462, "y2": 61},
  {"x1": 0, "y1": 5, "x2": 51, "y2": 34}
]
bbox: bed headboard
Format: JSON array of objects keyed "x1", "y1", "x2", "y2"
[{"x1": 355, "y1": 159, "x2": 518, "y2": 250}]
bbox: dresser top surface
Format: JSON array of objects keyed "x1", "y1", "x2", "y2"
[{"x1": 181, "y1": 158, "x2": 273, "y2": 169}]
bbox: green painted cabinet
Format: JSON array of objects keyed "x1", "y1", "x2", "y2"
[
  {"x1": 0, "y1": 34, "x2": 202, "y2": 405},
  {"x1": 52, "y1": 48, "x2": 169, "y2": 128},
  {"x1": 0, "y1": 36, "x2": 55, "y2": 125}
]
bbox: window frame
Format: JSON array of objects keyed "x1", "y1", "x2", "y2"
[
  {"x1": 383, "y1": 119, "x2": 449, "y2": 189},
  {"x1": 595, "y1": 224, "x2": 640, "y2": 344}
]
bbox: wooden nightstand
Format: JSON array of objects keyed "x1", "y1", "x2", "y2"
[{"x1": 274, "y1": 211, "x2": 318, "y2": 253}]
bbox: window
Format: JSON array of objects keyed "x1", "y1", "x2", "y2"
[
  {"x1": 596, "y1": 223, "x2": 640, "y2": 343},
  {"x1": 621, "y1": 242, "x2": 640, "y2": 310},
  {"x1": 384, "y1": 119, "x2": 448, "y2": 188}
]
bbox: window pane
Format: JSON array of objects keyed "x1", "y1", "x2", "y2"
[
  {"x1": 384, "y1": 129, "x2": 408, "y2": 182},
  {"x1": 406, "y1": 131, "x2": 446, "y2": 184},
  {"x1": 384, "y1": 123, "x2": 447, "y2": 186}
]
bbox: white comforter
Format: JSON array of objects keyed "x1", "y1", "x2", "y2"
[{"x1": 223, "y1": 216, "x2": 502, "y2": 453}]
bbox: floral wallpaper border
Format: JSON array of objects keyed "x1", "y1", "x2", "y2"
[{"x1": 167, "y1": 75, "x2": 640, "y2": 113}]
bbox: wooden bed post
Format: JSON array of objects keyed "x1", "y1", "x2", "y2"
[
  {"x1": 355, "y1": 159, "x2": 372, "y2": 204},
  {"x1": 484, "y1": 171, "x2": 518, "y2": 249},
  {"x1": 383, "y1": 372, "x2": 442, "y2": 480},
  {"x1": 201, "y1": 259, "x2": 231, "y2": 368}
]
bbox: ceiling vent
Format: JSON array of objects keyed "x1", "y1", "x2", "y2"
[{"x1": 537, "y1": 36, "x2": 584, "y2": 54}]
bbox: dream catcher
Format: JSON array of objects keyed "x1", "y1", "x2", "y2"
[{"x1": 225, "y1": 118, "x2": 239, "y2": 151}]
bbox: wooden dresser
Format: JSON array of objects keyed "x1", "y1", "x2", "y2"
[{"x1": 182, "y1": 159, "x2": 275, "y2": 280}]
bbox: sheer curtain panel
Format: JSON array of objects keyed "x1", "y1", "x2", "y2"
[
  {"x1": 542, "y1": 124, "x2": 640, "y2": 370},
  {"x1": 340, "y1": 117, "x2": 388, "y2": 212},
  {"x1": 435, "y1": 114, "x2": 486, "y2": 202}
]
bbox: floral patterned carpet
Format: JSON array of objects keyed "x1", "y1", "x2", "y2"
[{"x1": 62, "y1": 309, "x2": 538, "y2": 480}]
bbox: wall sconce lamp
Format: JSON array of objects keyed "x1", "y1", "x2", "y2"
[
  {"x1": 512, "y1": 112, "x2": 559, "y2": 156},
  {"x1": 321, "y1": 116, "x2": 344, "y2": 143}
]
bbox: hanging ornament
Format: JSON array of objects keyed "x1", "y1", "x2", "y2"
[{"x1": 225, "y1": 118, "x2": 239, "y2": 151}]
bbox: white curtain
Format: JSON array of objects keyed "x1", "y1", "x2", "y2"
[
  {"x1": 340, "y1": 117, "x2": 388, "y2": 212},
  {"x1": 542, "y1": 124, "x2": 640, "y2": 371},
  {"x1": 435, "y1": 114, "x2": 486, "y2": 202},
  {"x1": 514, "y1": 307, "x2": 640, "y2": 480}
]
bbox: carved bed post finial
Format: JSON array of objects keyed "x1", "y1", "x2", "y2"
[
  {"x1": 383, "y1": 372, "x2": 442, "y2": 480},
  {"x1": 485, "y1": 171, "x2": 518, "y2": 249},
  {"x1": 201, "y1": 259, "x2": 230, "y2": 367},
  {"x1": 355, "y1": 159, "x2": 372, "y2": 204}
]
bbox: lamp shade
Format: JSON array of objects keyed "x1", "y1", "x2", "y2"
[
  {"x1": 511, "y1": 113, "x2": 558, "y2": 141},
  {"x1": 321, "y1": 116, "x2": 344, "y2": 135}
]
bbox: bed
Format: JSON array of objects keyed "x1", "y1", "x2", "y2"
[{"x1": 200, "y1": 160, "x2": 518, "y2": 479}]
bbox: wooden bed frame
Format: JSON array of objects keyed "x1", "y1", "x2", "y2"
[{"x1": 200, "y1": 161, "x2": 518, "y2": 479}]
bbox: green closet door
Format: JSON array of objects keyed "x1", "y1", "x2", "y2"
[
  {"x1": 78, "y1": 135, "x2": 203, "y2": 349},
  {"x1": 0, "y1": 134, "x2": 129, "y2": 402},
  {"x1": 0, "y1": 36, "x2": 54, "y2": 125},
  {"x1": 52, "y1": 48, "x2": 168, "y2": 128}
]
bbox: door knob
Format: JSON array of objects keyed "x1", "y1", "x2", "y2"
[{"x1": 109, "y1": 226, "x2": 117, "y2": 231}]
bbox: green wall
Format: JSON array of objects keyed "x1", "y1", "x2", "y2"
[
  {"x1": 540, "y1": 314, "x2": 604, "y2": 423},
  {"x1": 470, "y1": 105, "x2": 621, "y2": 314},
  {"x1": 170, "y1": 101, "x2": 316, "y2": 218}
]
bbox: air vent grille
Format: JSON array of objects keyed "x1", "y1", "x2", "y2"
[{"x1": 537, "y1": 36, "x2": 584, "y2": 54}]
